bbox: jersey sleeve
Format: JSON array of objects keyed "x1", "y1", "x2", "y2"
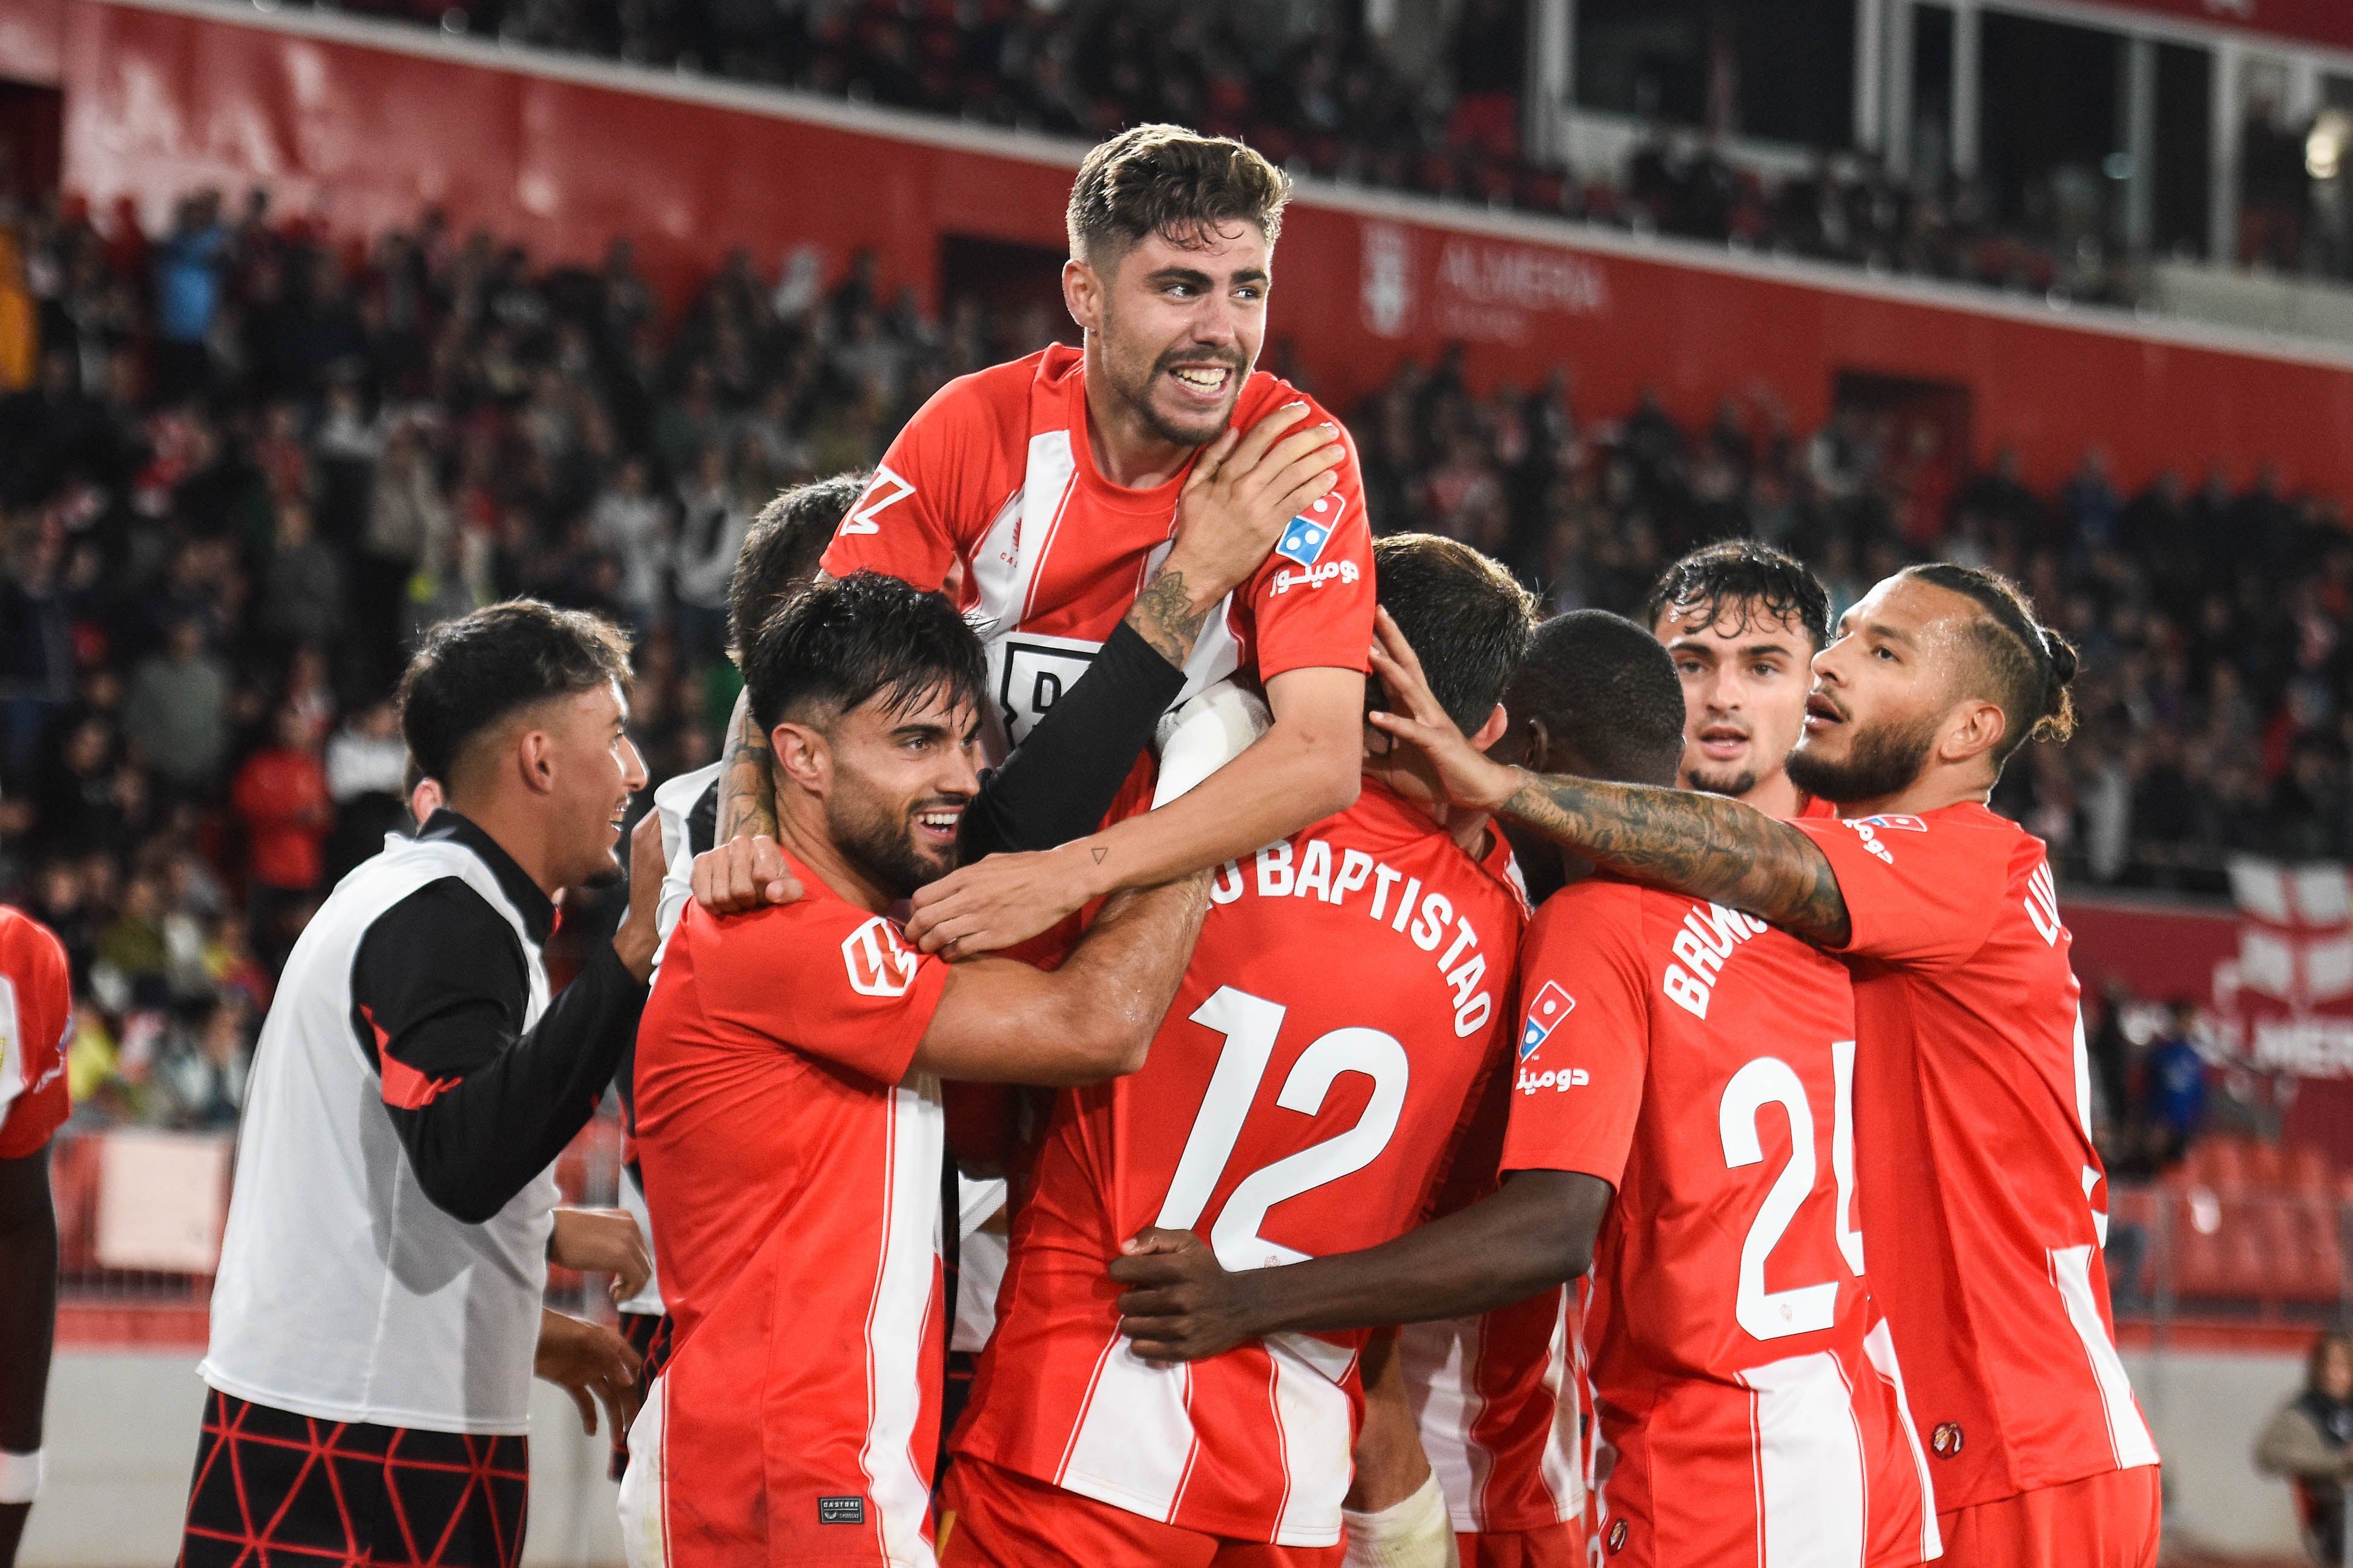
[
  {"x1": 1792, "y1": 812, "x2": 2010, "y2": 969},
  {"x1": 695, "y1": 902, "x2": 950, "y2": 1087},
  {"x1": 819, "y1": 375, "x2": 1009, "y2": 590},
  {"x1": 1498, "y1": 884, "x2": 1648, "y2": 1187},
  {"x1": 0, "y1": 916, "x2": 74, "y2": 1160},
  {"x1": 1240, "y1": 407, "x2": 1375, "y2": 680}
]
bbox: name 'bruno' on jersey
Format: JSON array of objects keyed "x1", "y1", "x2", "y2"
[{"x1": 952, "y1": 781, "x2": 1530, "y2": 1549}]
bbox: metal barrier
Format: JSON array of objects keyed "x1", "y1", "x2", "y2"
[{"x1": 2111, "y1": 1178, "x2": 2353, "y2": 1337}]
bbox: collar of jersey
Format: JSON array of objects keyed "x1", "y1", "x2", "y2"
[{"x1": 413, "y1": 808, "x2": 557, "y2": 944}]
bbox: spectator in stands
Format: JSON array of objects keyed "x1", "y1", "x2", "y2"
[
  {"x1": 230, "y1": 704, "x2": 332, "y2": 964},
  {"x1": 261, "y1": 499, "x2": 346, "y2": 651},
  {"x1": 2144, "y1": 1001, "x2": 2208, "y2": 1168},
  {"x1": 152, "y1": 191, "x2": 229, "y2": 402},
  {"x1": 324, "y1": 698, "x2": 413, "y2": 883},
  {"x1": 2257, "y1": 1331, "x2": 2353, "y2": 1566},
  {"x1": 123, "y1": 622, "x2": 231, "y2": 801},
  {"x1": 671, "y1": 444, "x2": 743, "y2": 672}
]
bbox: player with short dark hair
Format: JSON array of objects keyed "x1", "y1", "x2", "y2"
[
  {"x1": 1645, "y1": 541, "x2": 1831, "y2": 819},
  {"x1": 727, "y1": 471, "x2": 869, "y2": 659},
  {"x1": 714, "y1": 122, "x2": 1367, "y2": 965},
  {"x1": 622, "y1": 572, "x2": 1216, "y2": 1568},
  {"x1": 1314, "y1": 563, "x2": 2157, "y2": 1567},
  {"x1": 1115, "y1": 609, "x2": 1940, "y2": 1567},
  {"x1": 185, "y1": 600, "x2": 665, "y2": 1568},
  {"x1": 940, "y1": 535, "x2": 1535, "y2": 1567}
]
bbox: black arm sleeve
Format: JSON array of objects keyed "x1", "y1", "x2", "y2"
[
  {"x1": 351, "y1": 880, "x2": 648, "y2": 1225},
  {"x1": 959, "y1": 620, "x2": 1187, "y2": 858}
]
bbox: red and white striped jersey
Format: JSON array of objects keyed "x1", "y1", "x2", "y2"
[
  {"x1": 1798, "y1": 803, "x2": 2159, "y2": 1510},
  {"x1": 633, "y1": 863, "x2": 950, "y2": 1568},
  {"x1": 0, "y1": 905, "x2": 72, "y2": 1159},
  {"x1": 953, "y1": 784, "x2": 1527, "y2": 1547},
  {"x1": 1401, "y1": 1289, "x2": 1584, "y2": 1536},
  {"x1": 820, "y1": 344, "x2": 1374, "y2": 761},
  {"x1": 1503, "y1": 877, "x2": 1938, "y2": 1568}
]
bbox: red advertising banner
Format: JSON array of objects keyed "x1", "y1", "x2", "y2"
[
  {"x1": 2063, "y1": 0, "x2": 2353, "y2": 53},
  {"x1": 13, "y1": 0, "x2": 2353, "y2": 499}
]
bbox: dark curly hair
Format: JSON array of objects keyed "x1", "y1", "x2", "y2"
[{"x1": 1644, "y1": 540, "x2": 1831, "y2": 652}]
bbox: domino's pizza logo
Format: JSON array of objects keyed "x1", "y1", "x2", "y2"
[
  {"x1": 1275, "y1": 494, "x2": 1348, "y2": 569},
  {"x1": 1853, "y1": 813, "x2": 1927, "y2": 832},
  {"x1": 1519, "y1": 980, "x2": 1574, "y2": 1061}
]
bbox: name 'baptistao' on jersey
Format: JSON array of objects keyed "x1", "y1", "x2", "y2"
[
  {"x1": 820, "y1": 344, "x2": 1374, "y2": 759},
  {"x1": 1795, "y1": 802, "x2": 2159, "y2": 1511},
  {"x1": 1504, "y1": 879, "x2": 1938, "y2": 1568},
  {"x1": 953, "y1": 783, "x2": 1528, "y2": 1547}
]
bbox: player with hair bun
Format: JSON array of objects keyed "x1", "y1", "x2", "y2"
[{"x1": 1309, "y1": 562, "x2": 2152, "y2": 1568}]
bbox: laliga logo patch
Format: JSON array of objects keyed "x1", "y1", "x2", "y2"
[
  {"x1": 841, "y1": 916, "x2": 920, "y2": 998},
  {"x1": 1275, "y1": 494, "x2": 1347, "y2": 568},
  {"x1": 1519, "y1": 980, "x2": 1573, "y2": 1062}
]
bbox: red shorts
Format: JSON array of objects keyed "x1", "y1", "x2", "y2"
[
  {"x1": 940, "y1": 1457, "x2": 1343, "y2": 1568},
  {"x1": 1457, "y1": 1518, "x2": 1586, "y2": 1567},
  {"x1": 1937, "y1": 1465, "x2": 2161, "y2": 1568}
]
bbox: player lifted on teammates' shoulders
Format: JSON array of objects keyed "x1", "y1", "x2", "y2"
[
  {"x1": 1115, "y1": 611, "x2": 1940, "y2": 1568},
  {"x1": 712, "y1": 123, "x2": 1368, "y2": 954},
  {"x1": 1323, "y1": 563, "x2": 2160, "y2": 1568},
  {"x1": 941, "y1": 536, "x2": 1536, "y2": 1568}
]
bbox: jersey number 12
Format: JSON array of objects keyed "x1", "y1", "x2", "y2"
[{"x1": 1154, "y1": 986, "x2": 1410, "y2": 1271}]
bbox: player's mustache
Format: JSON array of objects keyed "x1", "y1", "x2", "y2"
[{"x1": 1154, "y1": 346, "x2": 1247, "y2": 376}]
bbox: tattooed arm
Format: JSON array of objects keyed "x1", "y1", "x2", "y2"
[
  {"x1": 1363, "y1": 607, "x2": 1853, "y2": 947},
  {"x1": 713, "y1": 692, "x2": 778, "y2": 842}
]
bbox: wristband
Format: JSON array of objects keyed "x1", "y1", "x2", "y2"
[
  {"x1": 1340, "y1": 1470, "x2": 1458, "y2": 1568},
  {"x1": 0, "y1": 1448, "x2": 44, "y2": 1504}
]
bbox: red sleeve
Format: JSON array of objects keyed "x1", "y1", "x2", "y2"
[
  {"x1": 820, "y1": 373, "x2": 1011, "y2": 591},
  {"x1": 1499, "y1": 882, "x2": 1648, "y2": 1186},
  {"x1": 1240, "y1": 405, "x2": 1375, "y2": 679},
  {"x1": 0, "y1": 914, "x2": 74, "y2": 1158},
  {"x1": 697, "y1": 902, "x2": 950, "y2": 1087},
  {"x1": 1792, "y1": 810, "x2": 2009, "y2": 969}
]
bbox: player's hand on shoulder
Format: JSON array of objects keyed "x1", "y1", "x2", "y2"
[
  {"x1": 689, "y1": 834, "x2": 805, "y2": 916},
  {"x1": 1366, "y1": 606, "x2": 1517, "y2": 814},
  {"x1": 1167, "y1": 401, "x2": 1346, "y2": 600},
  {"x1": 550, "y1": 1206, "x2": 653, "y2": 1301},
  {"x1": 534, "y1": 1308, "x2": 643, "y2": 1437},
  {"x1": 1110, "y1": 1227, "x2": 1255, "y2": 1364}
]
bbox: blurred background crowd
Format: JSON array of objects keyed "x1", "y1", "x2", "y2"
[
  {"x1": 240, "y1": 0, "x2": 2353, "y2": 307},
  {"x1": 0, "y1": 174, "x2": 2332, "y2": 1148}
]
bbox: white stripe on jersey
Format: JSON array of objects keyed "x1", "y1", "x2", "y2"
[
  {"x1": 1863, "y1": 1319, "x2": 1943, "y2": 1562},
  {"x1": 1269, "y1": 1335, "x2": 1360, "y2": 1546},
  {"x1": 1058, "y1": 1336, "x2": 1199, "y2": 1521},
  {"x1": 1403, "y1": 1317, "x2": 1492, "y2": 1531},
  {"x1": 1535, "y1": 1296, "x2": 1584, "y2": 1518},
  {"x1": 2049, "y1": 1245, "x2": 2160, "y2": 1470},
  {"x1": 860, "y1": 1074, "x2": 947, "y2": 1566},
  {"x1": 1739, "y1": 1350, "x2": 1867, "y2": 1568}
]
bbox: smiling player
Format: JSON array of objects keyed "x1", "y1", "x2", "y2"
[{"x1": 712, "y1": 123, "x2": 1371, "y2": 960}]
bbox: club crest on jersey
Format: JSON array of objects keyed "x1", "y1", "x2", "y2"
[
  {"x1": 841, "y1": 916, "x2": 920, "y2": 998},
  {"x1": 1519, "y1": 981, "x2": 1574, "y2": 1061}
]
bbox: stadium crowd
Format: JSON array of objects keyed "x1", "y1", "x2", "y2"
[{"x1": 0, "y1": 174, "x2": 2337, "y2": 1145}]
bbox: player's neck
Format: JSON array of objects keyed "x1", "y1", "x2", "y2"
[
  {"x1": 1733, "y1": 769, "x2": 1805, "y2": 821},
  {"x1": 774, "y1": 802, "x2": 896, "y2": 915},
  {"x1": 442, "y1": 791, "x2": 559, "y2": 896},
  {"x1": 1081, "y1": 351, "x2": 1197, "y2": 490}
]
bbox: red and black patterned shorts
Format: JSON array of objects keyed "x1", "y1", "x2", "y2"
[
  {"x1": 179, "y1": 1388, "x2": 530, "y2": 1568},
  {"x1": 608, "y1": 1311, "x2": 673, "y2": 1483}
]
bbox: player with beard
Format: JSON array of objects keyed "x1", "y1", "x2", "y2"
[
  {"x1": 1645, "y1": 542, "x2": 1829, "y2": 820},
  {"x1": 1298, "y1": 563, "x2": 2158, "y2": 1568},
  {"x1": 712, "y1": 123, "x2": 1371, "y2": 963},
  {"x1": 623, "y1": 573, "x2": 1214, "y2": 1568}
]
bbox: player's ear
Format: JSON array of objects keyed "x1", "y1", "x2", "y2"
[
  {"x1": 771, "y1": 721, "x2": 829, "y2": 793},
  {"x1": 515, "y1": 724, "x2": 556, "y2": 797},
  {"x1": 1467, "y1": 703, "x2": 1510, "y2": 752},
  {"x1": 1939, "y1": 698, "x2": 2007, "y2": 767},
  {"x1": 1062, "y1": 257, "x2": 1102, "y2": 335}
]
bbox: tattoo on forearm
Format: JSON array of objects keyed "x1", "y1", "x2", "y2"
[
  {"x1": 715, "y1": 704, "x2": 778, "y2": 841},
  {"x1": 1127, "y1": 569, "x2": 1209, "y2": 670},
  {"x1": 1499, "y1": 772, "x2": 1852, "y2": 946}
]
